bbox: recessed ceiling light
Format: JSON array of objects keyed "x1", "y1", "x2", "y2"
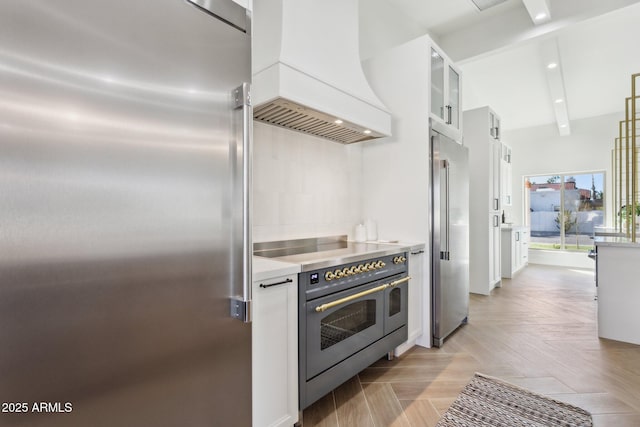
[
  {"x1": 555, "y1": 99, "x2": 564, "y2": 103},
  {"x1": 363, "y1": 129, "x2": 372, "y2": 134},
  {"x1": 547, "y1": 62, "x2": 558, "y2": 69},
  {"x1": 535, "y1": 12, "x2": 547, "y2": 20},
  {"x1": 334, "y1": 119, "x2": 343, "y2": 125},
  {"x1": 560, "y1": 124, "x2": 567, "y2": 128}
]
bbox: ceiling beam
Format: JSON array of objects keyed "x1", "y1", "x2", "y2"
[
  {"x1": 437, "y1": 0, "x2": 640, "y2": 63},
  {"x1": 540, "y1": 38, "x2": 571, "y2": 135},
  {"x1": 521, "y1": 0, "x2": 551, "y2": 24}
]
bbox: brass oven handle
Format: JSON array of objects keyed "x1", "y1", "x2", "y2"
[
  {"x1": 388, "y1": 276, "x2": 411, "y2": 287},
  {"x1": 314, "y1": 276, "x2": 411, "y2": 313}
]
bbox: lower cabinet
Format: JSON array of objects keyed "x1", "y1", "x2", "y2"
[
  {"x1": 501, "y1": 226, "x2": 529, "y2": 278},
  {"x1": 395, "y1": 247, "x2": 425, "y2": 355},
  {"x1": 252, "y1": 274, "x2": 298, "y2": 427}
]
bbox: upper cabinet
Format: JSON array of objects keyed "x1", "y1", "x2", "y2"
[
  {"x1": 501, "y1": 143, "x2": 513, "y2": 206},
  {"x1": 430, "y1": 45, "x2": 462, "y2": 140}
]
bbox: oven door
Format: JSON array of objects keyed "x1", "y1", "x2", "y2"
[
  {"x1": 384, "y1": 278, "x2": 409, "y2": 335},
  {"x1": 305, "y1": 279, "x2": 387, "y2": 380}
]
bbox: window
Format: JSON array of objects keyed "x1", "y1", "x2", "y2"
[{"x1": 525, "y1": 172, "x2": 605, "y2": 251}]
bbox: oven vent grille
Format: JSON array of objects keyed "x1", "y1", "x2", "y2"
[
  {"x1": 469, "y1": 0, "x2": 508, "y2": 11},
  {"x1": 253, "y1": 98, "x2": 384, "y2": 144}
]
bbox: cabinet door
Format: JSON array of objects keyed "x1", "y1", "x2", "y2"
[
  {"x1": 513, "y1": 231, "x2": 521, "y2": 272},
  {"x1": 448, "y1": 65, "x2": 460, "y2": 129},
  {"x1": 252, "y1": 275, "x2": 298, "y2": 427},
  {"x1": 407, "y1": 250, "x2": 424, "y2": 342},
  {"x1": 489, "y1": 213, "x2": 501, "y2": 286},
  {"x1": 430, "y1": 48, "x2": 445, "y2": 121},
  {"x1": 501, "y1": 158, "x2": 512, "y2": 207},
  {"x1": 489, "y1": 140, "x2": 501, "y2": 212},
  {"x1": 520, "y1": 230, "x2": 529, "y2": 266}
]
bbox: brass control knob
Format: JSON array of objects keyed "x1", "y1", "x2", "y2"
[
  {"x1": 376, "y1": 260, "x2": 384, "y2": 268},
  {"x1": 325, "y1": 271, "x2": 335, "y2": 281},
  {"x1": 400, "y1": 256, "x2": 407, "y2": 263},
  {"x1": 393, "y1": 256, "x2": 406, "y2": 264},
  {"x1": 342, "y1": 267, "x2": 351, "y2": 276},
  {"x1": 355, "y1": 264, "x2": 364, "y2": 273},
  {"x1": 366, "y1": 262, "x2": 374, "y2": 271},
  {"x1": 348, "y1": 266, "x2": 358, "y2": 275},
  {"x1": 334, "y1": 269, "x2": 344, "y2": 278}
]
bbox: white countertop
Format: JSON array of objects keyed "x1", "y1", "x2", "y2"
[
  {"x1": 252, "y1": 256, "x2": 301, "y2": 282},
  {"x1": 500, "y1": 223, "x2": 527, "y2": 230},
  {"x1": 594, "y1": 236, "x2": 640, "y2": 248}
]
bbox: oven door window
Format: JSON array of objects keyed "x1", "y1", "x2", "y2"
[
  {"x1": 389, "y1": 288, "x2": 402, "y2": 317},
  {"x1": 321, "y1": 300, "x2": 376, "y2": 350}
]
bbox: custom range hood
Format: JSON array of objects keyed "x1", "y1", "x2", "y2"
[{"x1": 252, "y1": 0, "x2": 391, "y2": 144}]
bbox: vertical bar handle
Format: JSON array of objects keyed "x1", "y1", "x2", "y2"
[
  {"x1": 441, "y1": 159, "x2": 450, "y2": 260},
  {"x1": 231, "y1": 82, "x2": 252, "y2": 323},
  {"x1": 493, "y1": 215, "x2": 499, "y2": 228}
]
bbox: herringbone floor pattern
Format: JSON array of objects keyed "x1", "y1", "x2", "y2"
[{"x1": 302, "y1": 264, "x2": 640, "y2": 426}]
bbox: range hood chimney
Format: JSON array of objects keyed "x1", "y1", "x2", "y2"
[{"x1": 252, "y1": 0, "x2": 391, "y2": 144}]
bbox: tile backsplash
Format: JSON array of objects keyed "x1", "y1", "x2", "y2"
[{"x1": 253, "y1": 122, "x2": 363, "y2": 242}]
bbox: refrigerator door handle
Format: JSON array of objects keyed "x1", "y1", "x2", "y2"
[
  {"x1": 440, "y1": 159, "x2": 451, "y2": 261},
  {"x1": 230, "y1": 82, "x2": 253, "y2": 323}
]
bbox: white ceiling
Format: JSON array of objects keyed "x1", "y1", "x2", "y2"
[{"x1": 387, "y1": 0, "x2": 640, "y2": 132}]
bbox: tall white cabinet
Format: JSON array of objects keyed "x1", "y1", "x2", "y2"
[
  {"x1": 361, "y1": 35, "x2": 462, "y2": 348},
  {"x1": 464, "y1": 106, "x2": 502, "y2": 295}
]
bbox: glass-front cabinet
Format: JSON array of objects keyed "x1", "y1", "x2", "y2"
[{"x1": 430, "y1": 45, "x2": 462, "y2": 139}]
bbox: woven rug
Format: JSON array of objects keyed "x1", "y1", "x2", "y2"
[{"x1": 436, "y1": 373, "x2": 593, "y2": 427}]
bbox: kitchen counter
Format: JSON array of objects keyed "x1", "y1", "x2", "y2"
[
  {"x1": 594, "y1": 236, "x2": 640, "y2": 248},
  {"x1": 255, "y1": 240, "x2": 413, "y2": 272},
  {"x1": 252, "y1": 256, "x2": 301, "y2": 282}
]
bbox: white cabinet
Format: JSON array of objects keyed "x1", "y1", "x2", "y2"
[
  {"x1": 464, "y1": 106, "x2": 502, "y2": 295},
  {"x1": 252, "y1": 273, "x2": 298, "y2": 427},
  {"x1": 501, "y1": 226, "x2": 529, "y2": 278},
  {"x1": 490, "y1": 213, "x2": 502, "y2": 287},
  {"x1": 596, "y1": 243, "x2": 640, "y2": 345},
  {"x1": 430, "y1": 44, "x2": 462, "y2": 141},
  {"x1": 395, "y1": 247, "x2": 425, "y2": 355},
  {"x1": 501, "y1": 143, "x2": 513, "y2": 207}
]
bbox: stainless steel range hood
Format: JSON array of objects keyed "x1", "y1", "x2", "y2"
[{"x1": 252, "y1": 0, "x2": 392, "y2": 144}]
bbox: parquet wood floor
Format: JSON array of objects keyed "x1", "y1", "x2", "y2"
[{"x1": 302, "y1": 264, "x2": 640, "y2": 426}]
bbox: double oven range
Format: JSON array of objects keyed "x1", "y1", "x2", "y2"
[{"x1": 254, "y1": 236, "x2": 410, "y2": 410}]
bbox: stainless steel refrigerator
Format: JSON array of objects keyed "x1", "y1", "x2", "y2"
[
  {"x1": 0, "y1": 1, "x2": 253, "y2": 426},
  {"x1": 431, "y1": 121, "x2": 470, "y2": 348}
]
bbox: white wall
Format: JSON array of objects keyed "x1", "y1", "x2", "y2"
[
  {"x1": 253, "y1": 122, "x2": 363, "y2": 242},
  {"x1": 358, "y1": 0, "x2": 427, "y2": 60}
]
